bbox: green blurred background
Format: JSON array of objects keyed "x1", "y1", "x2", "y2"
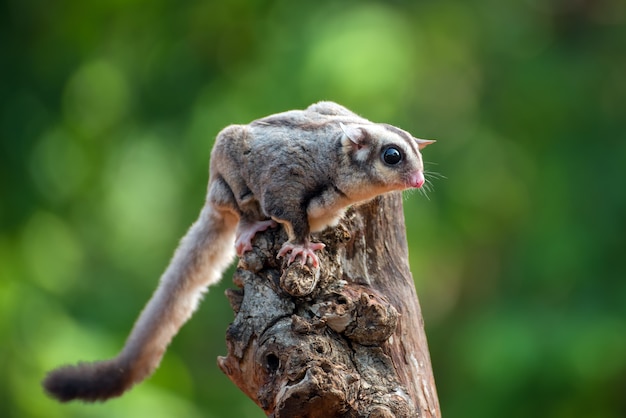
[{"x1": 1, "y1": 0, "x2": 625, "y2": 417}]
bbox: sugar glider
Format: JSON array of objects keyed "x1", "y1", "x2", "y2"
[{"x1": 42, "y1": 101, "x2": 434, "y2": 402}]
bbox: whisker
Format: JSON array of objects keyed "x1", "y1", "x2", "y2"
[
  {"x1": 403, "y1": 188, "x2": 419, "y2": 202},
  {"x1": 414, "y1": 167, "x2": 445, "y2": 200},
  {"x1": 424, "y1": 170, "x2": 447, "y2": 180}
]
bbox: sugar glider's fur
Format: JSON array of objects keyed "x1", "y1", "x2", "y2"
[{"x1": 42, "y1": 101, "x2": 434, "y2": 402}]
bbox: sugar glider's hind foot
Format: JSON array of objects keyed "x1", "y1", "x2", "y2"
[
  {"x1": 42, "y1": 359, "x2": 131, "y2": 402},
  {"x1": 235, "y1": 219, "x2": 278, "y2": 256},
  {"x1": 277, "y1": 241, "x2": 325, "y2": 268}
]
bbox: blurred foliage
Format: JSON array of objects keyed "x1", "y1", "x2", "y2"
[{"x1": 1, "y1": 0, "x2": 625, "y2": 417}]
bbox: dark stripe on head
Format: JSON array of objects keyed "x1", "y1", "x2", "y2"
[{"x1": 380, "y1": 123, "x2": 420, "y2": 157}]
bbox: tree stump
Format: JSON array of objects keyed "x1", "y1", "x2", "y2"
[{"x1": 218, "y1": 192, "x2": 440, "y2": 418}]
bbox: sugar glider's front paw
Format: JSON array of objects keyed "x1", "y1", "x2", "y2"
[
  {"x1": 235, "y1": 219, "x2": 278, "y2": 256},
  {"x1": 277, "y1": 241, "x2": 325, "y2": 268}
]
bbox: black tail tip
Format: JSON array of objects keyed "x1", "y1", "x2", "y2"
[
  {"x1": 42, "y1": 361, "x2": 130, "y2": 403},
  {"x1": 42, "y1": 366, "x2": 85, "y2": 402}
]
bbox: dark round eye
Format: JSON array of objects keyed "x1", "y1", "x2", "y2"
[{"x1": 382, "y1": 146, "x2": 402, "y2": 165}]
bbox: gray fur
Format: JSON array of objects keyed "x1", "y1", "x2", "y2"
[{"x1": 42, "y1": 101, "x2": 434, "y2": 402}]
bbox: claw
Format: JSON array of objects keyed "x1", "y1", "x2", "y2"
[{"x1": 277, "y1": 241, "x2": 325, "y2": 268}]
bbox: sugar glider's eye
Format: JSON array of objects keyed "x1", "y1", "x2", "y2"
[{"x1": 382, "y1": 146, "x2": 403, "y2": 165}]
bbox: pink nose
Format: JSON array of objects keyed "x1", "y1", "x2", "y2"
[{"x1": 410, "y1": 172, "x2": 425, "y2": 189}]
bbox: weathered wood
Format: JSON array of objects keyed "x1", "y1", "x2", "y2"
[{"x1": 218, "y1": 192, "x2": 440, "y2": 417}]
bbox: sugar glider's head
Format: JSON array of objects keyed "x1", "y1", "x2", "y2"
[{"x1": 339, "y1": 122, "x2": 435, "y2": 193}]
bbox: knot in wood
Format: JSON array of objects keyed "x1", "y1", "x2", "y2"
[
  {"x1": 280, "y1": 262, "x2": 320, "y2": 297},
  {"x1": 311, "y1": 284, "x2": 399, "y2": 345},
  {"x1": 344, "y1": 290, "x2": 399, "y2": 346}
]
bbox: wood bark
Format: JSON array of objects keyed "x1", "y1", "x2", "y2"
[{"x1": 218, "y1": 192, "x2": 440, "y2": 418}]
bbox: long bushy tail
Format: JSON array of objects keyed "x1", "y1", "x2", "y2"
[{"x1": 42, "y1": 203, "x2": 237, "y2": 402}]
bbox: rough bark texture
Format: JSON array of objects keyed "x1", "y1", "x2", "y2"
[{"x1": 218, "y1": 193, "x2": 440, "y2": 418}]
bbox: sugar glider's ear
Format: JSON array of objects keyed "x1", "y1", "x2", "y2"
[
  {"x1": 415, "y1": 137, "x2": 436, "y2": 150},
  {"x1": 340, "y1": 122, "x2": 368, "y2": 150}
]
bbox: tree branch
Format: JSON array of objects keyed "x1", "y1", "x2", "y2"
[{"x1": 218, "y1": 193, "x2": 440, "y2": 417}]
